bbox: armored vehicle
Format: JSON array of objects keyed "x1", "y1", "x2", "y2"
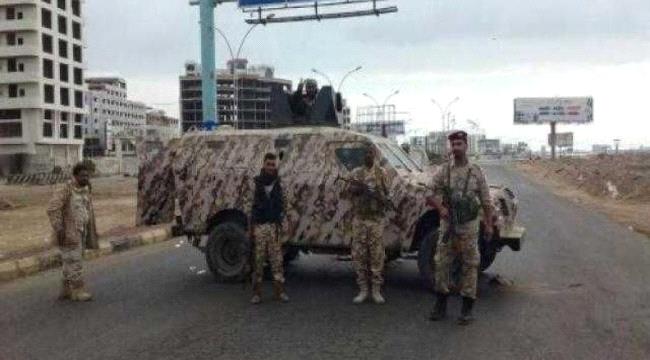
[{"x1": 137, "y1": 126, "x2": 524, "y2": 286}]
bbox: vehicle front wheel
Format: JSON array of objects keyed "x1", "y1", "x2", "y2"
[{"x1": 206, "y1": 222, "x2": 251, "y2": 283}]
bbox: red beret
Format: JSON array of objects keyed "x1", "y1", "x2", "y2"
[{"x1": 448, "y1": 130, "x2": 468, "y2": 142}]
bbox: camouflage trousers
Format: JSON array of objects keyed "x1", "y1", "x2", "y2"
[
  {"x1": 253, "y1": 223, "x2": 285, "y2": 284},
  {"x1": 60, "y1": 237, "x2": 84, "y2": 284},
  {"x1": 434, "y1": 225, "x2": 480, "y2": 299},
  {"x1": 351, "y1": 218, "x2": 386, "y2": 288}
]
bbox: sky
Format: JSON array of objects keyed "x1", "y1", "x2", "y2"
[{"x1": 85, "y1": 0, "x2": 650, "y2": 150}]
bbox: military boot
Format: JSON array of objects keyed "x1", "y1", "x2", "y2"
[
  {"x1": 457, "y1": 297, "x2": 475, "y2": 325},
  {"x1": 58, "y1": 280, "x2": 72, "y2": 300},
  {"x1": 250, "y1": 281, "x2": 262, "y2": 304},
  {"x1": 429, "y1": 292, "x2": 448, "y2": 321},
  {"x1": 370, "y1": 285, "x2": 385, "y2": 304},
  {"x1": 353, "y1": 283, "x2": 369, "y2": 304},
  {"x1": 69, "y1": 280, "x2": 93, "y2": 302},
  {"x1": 273, "y1": 281, "x2": 289, "y2": 303}
]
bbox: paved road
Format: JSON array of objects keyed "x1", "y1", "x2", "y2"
[{"x1": 2, "y1": 164, "x2": 649, "y2": 360}]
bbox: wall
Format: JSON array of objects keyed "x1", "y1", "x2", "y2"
[{"x1": 92, "y1": 156, "x2": 138, "y2": 176}]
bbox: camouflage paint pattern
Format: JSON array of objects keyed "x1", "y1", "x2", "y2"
[
  {"x1": 137, "y1": 127, "x2": 521, "y2": 254},
  {"x1": 253, "y1": 223, "x2": 285, "y2": 284},
  {"x1": 434, "y1": 222, "x2": 480, "y2": 299},
  {"x1": 351, "y1": 218, "x2": 386, "y2": 287}
]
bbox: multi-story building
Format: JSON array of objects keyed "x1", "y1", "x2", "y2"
[
  {"x1": 0, "y1": 0, "x2": 86, "y2": 175},
  {"x1": 145, "y1": 109, "x2": 179, "y2": 141},
  {"x1": 179, "y1": 59, "x2": 292, "y2": 132},
  {"x1": 83, "y1": 77, "x2": 147, "y2": 156}
]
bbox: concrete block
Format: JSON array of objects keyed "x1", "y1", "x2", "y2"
[
  {"x1": 98, "y1": 241, "x2": 113, "y2": 256},
  {"x1": 37, "y1": 250, "x2": 62, "y2": 271},
  {"x1": 17, "y1": 256, "x2": 40, "y2": 275},
  {"x1": 140, "y1": 232, "x2": 155, "y2": 245},
  {"x1": 0, "y1": 261, "x2": 19, "y2": 281},
  {"x1": 152, "y1": 228, "x2": 170, "y2": 243}
]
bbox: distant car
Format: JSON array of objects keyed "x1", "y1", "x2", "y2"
[{"x1": 137, "y1": 126, "x2": 525, "y2": 287}]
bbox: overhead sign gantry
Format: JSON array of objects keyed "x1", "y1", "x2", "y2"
[{"x1": 190, "y1": 0, "x2": 397, "y2": 130}]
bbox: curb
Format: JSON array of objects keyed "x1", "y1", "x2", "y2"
[{"x1": 0, "y1": 225, "x2": 174, "y2": 283}]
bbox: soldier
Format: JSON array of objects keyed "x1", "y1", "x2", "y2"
[
  {"x1": 289, "y1": 78, "x2": 319, "y2": 123},
  {"x1": 47, "y1": 162, "x2": 99, "y2": 302},
  {"x1": 249, "y1": 153, "x2": 289, "y2": 304},
  {"x1": 428, "y1": 130, "x2": 493, "y2": 325},
  {"x1": 347, "y1": 145, "x2": 390, "y2": 304}
]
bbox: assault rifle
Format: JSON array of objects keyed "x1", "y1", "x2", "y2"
[{"x1": 334, "y1": 175, "x2": 398, "y2": 212}]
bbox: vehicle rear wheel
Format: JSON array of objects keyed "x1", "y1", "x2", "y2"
[
  {"x1": 479, "y1": 227, "x2": 499, "y2": 271},
  {"x1": 206, "y1": 222, "x2": 251, "y2": 283},
  {"x1": 283, "y1": 246, "x2": 300, "y2": 265},
  {"x1": 417, "y1": 228, "x2": 438, "y2": 289}
]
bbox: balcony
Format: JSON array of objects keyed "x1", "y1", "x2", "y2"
[
  {"x1": 0, "y1": 17, "x2": 39, "y2": 33},
  {"x1": 0, "y1": 71, "x2": 40, "y2": 84},
  {"x1": 0, "y1": 96, "x2": 42, "y2": 108},
  {"x1": 0, "y1": 45, "x2": 40, "y2": 57}
]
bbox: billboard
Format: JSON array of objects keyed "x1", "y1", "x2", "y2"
[
  {"x1": 548, "y1": 132, "x2": 574, "y2": 147},
  {"x1": 351, "y1": 120, "x2": 405, "y2": 138},
  {"x1": 514, "y1": 97, "x2": 593, "y2": 124}
]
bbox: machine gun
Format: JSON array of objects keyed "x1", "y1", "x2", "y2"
[{"x1": 335, "y1": 175, "x2": 398, "y2": 212}]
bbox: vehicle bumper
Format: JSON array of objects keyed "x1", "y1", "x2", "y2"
[{"x1": 499, "y1": 225, "x2": 526, "y2": 251}]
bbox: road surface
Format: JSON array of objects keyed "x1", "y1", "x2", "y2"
[{"x1": 1, "y1": 164, "x2": 649, "y2": 360}]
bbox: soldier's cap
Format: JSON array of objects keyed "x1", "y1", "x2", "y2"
[
  {"x1": 304, "y1": 78, "x2": 318, "y2": 87},
  {"x1": 448, "y1": 130, "x2": 468, "y2": 143}
]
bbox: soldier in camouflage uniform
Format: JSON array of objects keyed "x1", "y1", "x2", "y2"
[
  {"x1": 428, "y1": 131, "x2": 493, "y2": 325},
  {"x1": 47, "y1": 163, "x2": 98, "y2": 302},
  {"x1": 249, "y1": 153, "x2": 289, "y2": 304},
  {"x1": 347, "y1": 146, "x2": 390, "y2": 304}
]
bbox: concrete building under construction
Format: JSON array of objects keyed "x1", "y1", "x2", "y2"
[{"x1": 179, "y1": 59, "x2": 292, "y2": 131}]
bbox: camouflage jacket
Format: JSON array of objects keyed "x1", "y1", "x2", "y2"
[
  {"x1": 46, "y1": 180, "x2": 99, "y2": 249},
  {"x1": 431, "y1": 159, "x2": 491, "y2": 234},
  {"x1": 349, "y1": 164, "x2": 390, "y2": 220}
]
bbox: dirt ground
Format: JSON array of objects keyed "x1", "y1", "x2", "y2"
[
  {"x1": 0, "y1": 176, "x2": 138, "y2": 259},
  {"x1": 516, "y1": 154, "x2": 650, "y2": 238}
]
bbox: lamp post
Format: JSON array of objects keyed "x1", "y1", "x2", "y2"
[
  {"x1": 310, "y1": 68, "x2": 333, "y2": 88},
  {"x1": 214, "y1": 14, "x2": 274, "y2": 129},
  {"x1": 337, "y1": 65, "x2": 362, "y2": 93},
  {"x1": 431, "y1": 97, "x2": 460, "y2": 133}
]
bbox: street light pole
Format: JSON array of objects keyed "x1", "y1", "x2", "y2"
[
  {"x1": 214, "y1": 14, "x2": 274, "y2": 129},
  {"x1": 337, "y1": 66, "x2": 362, "y2": 93},
  {"x1": 311, "y1": 68, "x2": 333, "y2": 88},
  {"x1": 431, "y1": 97, "x2": 460, "y2": 132}
]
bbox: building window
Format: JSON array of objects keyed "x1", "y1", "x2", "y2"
[
  {"x1": 42, "y1": 34, "x2": 53, "y2": 53},
  {"x1": 0, "y1": 122, "x2": 22, "y2": 138},
  {"x1": 43, "y1": 59, "x2": 54, "y2": 79},
  {"x1": 18, "y1": 63, "x2": 24, "y2": 72},
  {"x1": 72, "y1": 0, "x2": 80, "y2": 16},
  {"x1": 73, "y1": 45, "x2": 82, "y2": 62},
  {"x1": 43, "y1": 109, "x2": 53, "y2": 138},
  {"x1": 60, "y1": 87, "x2": 69, "y2": 106},
  {"x1": 58, "y1": 15, "x2": 67, "y2": 35},
  {"x1": 7, "y1": 33, "x2": 17, "y2": 46},
  {"x1": 0, "y1": 109, "x2": 21, "y2": 120},
  {"x1": 42, "y1": 9, "x2": 52, "y2": 28},
  {"x1": 58, "y1": 0, "x2": 66, "y2": 11},
  {"x1": 60, "y1": 123, "x2": 68, "y2": 139},
  {"x1": 44, "y1": 84, "x2": 55, "y2": 103},
  {"x1": 58, "y1": 39, "x2": 68, "y2": 58},
  {"x1": 6, "y1": 7, "x2": 15, "y2": 20},
  {"x1": 8, "y1": 84, "x2": 19, "y2": 98},
  {"x1": 59, "y1": 63, "x2": 69, "y2": 82},
  {"x1": 72, "y1": 21, "x2": 81, "y2": 40},
  {"x1": 74, "y1": 91, "x2": 83, "y2": 108},
  {"x1": 73, "y1": 67, "x2": 83, "y2": 85},
  {"x1": 74, "y1": 124, "x2": 82, "y2": 139},
  {"x1": 7, "y1": 58, "x2": 17, "y2": 72}
]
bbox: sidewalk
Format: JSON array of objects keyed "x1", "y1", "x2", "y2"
[{"x1": 0, "y1": 224, "x2": 174, "y2": 282}]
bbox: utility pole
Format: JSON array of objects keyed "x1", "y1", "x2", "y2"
[
  {"x1": 190, "y1": 0, "x2": 217, "y2": 130},
  {"x1": 550, "y1": 121, "x2": 557, "y2": 160}
]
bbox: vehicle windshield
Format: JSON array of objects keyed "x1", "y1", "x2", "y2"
[{"x1": 377, "y1": 143, "x2": 411, "y2": 171}]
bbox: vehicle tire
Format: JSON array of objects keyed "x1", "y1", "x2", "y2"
[
  {"x1": 479, "y1": 227, "x2": 499, "y2": 271},
  {"x1": 205, "y1": 222, "x2": 251, "y2": 283},
  {"x1": 417, "y1": 228, "x2": 462, "y2": 291},
  {"x1": 283, "y1": 246, "x2": 300, "y2": 265},
  {"x1": 417, "y1": 228, "x2": 438, "y2": 289}
]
